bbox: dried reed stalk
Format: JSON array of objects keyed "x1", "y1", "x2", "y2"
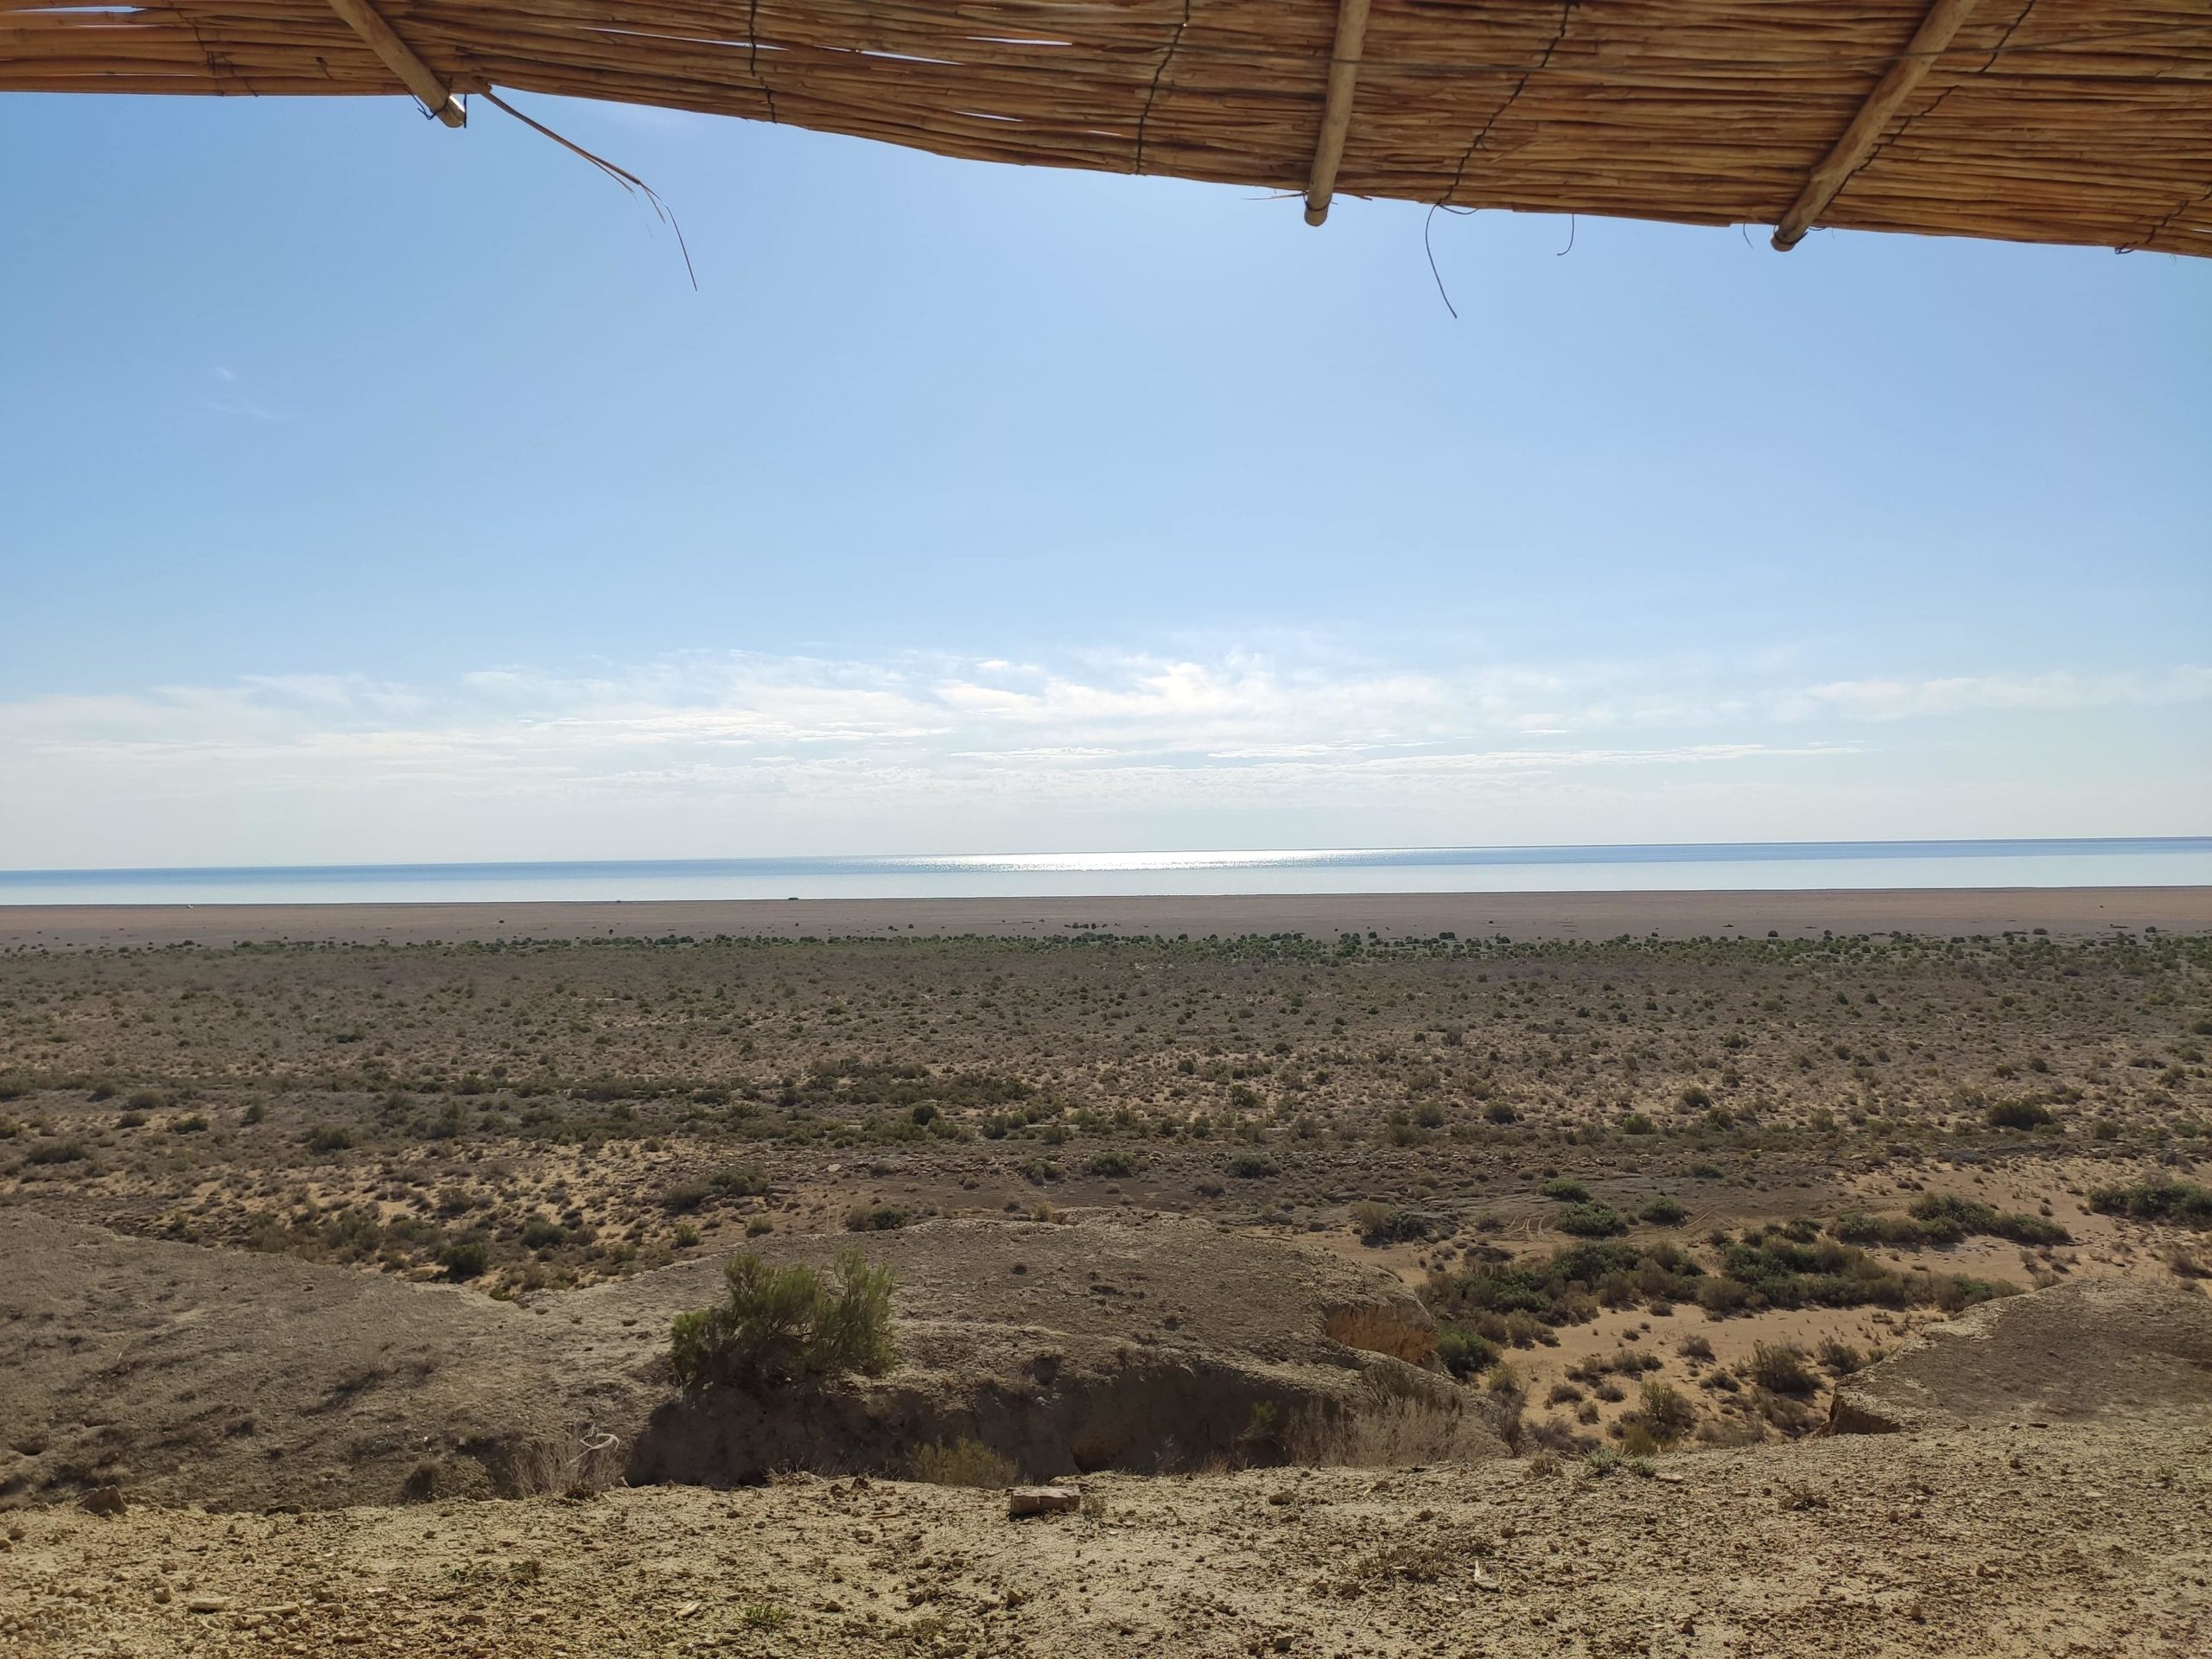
[{"x1": 4, "y1": 0, "x2": 2207, "y2": 253}]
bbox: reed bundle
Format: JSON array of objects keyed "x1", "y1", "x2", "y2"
[{"x1": 4, "y1": 0, "x2": 2207, "y2": 254}]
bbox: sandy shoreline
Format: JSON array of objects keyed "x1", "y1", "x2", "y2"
[{"x1": 1, "y1": 886, "x2": 2207, "y2": 948}]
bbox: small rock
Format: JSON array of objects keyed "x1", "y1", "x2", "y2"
[
  {"x1": 78, "y1": 1486, "x2": 126, "y2": 1518},
  {"x1": 1007, "y1": 1486, "x2": 1081, "y2": 1518},
  {"x1": 673, "y1": 1601, "x2": 702, "y2": 1618},
  {"x1": 186, "y1": 1596, "x2": 232, "y2": 1615},
  {"x1": 1471, "y1": 1566, "x2": 1502, "y2": 1592}
]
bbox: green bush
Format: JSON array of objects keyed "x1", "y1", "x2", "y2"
[
  {"x1": 1541, "y1": 1178, "x2": 1590, "y2": 1203},
  {"x1": 1224, "y1": 1153, "x2": 1277, "y2": 1179},
  {"x1": 2089, "y1": 1179, "x2": 2212, "y2": 1229},
  {"x1": 440, "y1": 1238, "x2": 490, "y2": 1281},
  {"x1": 661, "y1": 1179, "x2": 712, "y2": 1213},
  {"x1": 842, "y1": 1205, "x2": 909, "y2": 1232},
  {"x1": 1719, "y1": 1233, "x2": 2012, "y2": 1313},
  {"x1": 1435, "y1": 1325, "x2": 1503, "y2": 1380},
  {"x1": 1639, "y1": 1197, "x2": 1688, "y2": 1226},
  {"x1": 303, "y1": 1124, "x2": 354, "y2": 1154},
  {"x1": 1830, "y1": 1194, "x2": 2069, "y2": 1249},
  {"x1": 1985, "y1": 1098, "x2": 2055, "y2": 1130},
  {"x1": 710, "y1": 1164, "x2": 770, "y2": 1196},
  {"x1": 24, "y1": 1139, "x2": 89, "y2": 1165},
  {"x1": 1827, "y1": 1211, "x2": 1928, "y2": 1247},
  {"x1": 519, "y1": 1214, "x2": 567, "y2": 1249},
  {"x1": 1751, "y1": 1341, "x2": 1816, "y2": 1395},
  {"x1": 1085, "y1": 1150, "x2": 1137, "y2": 1178},
  {"x1": 669, "y1": 1249, "x2": 897, "y2": 1390},
  {"x1": 1556, "y1": 1203, "x2": 1629, "y2": 1238},
  {"x1": 1350, "y1": 1200, "x2": 1432, "y2": 1246},
  {"x1": 1426, "y1": 1240, "x2": 1704, "y2": 1338},
  {"x1": 1910, "y1": 1192, "x2": 2067, "y2": 1246}
]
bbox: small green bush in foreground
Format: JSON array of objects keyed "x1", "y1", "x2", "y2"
[{"x1": 670, "y1": 1249, "x2": 897, "y2": 1390}]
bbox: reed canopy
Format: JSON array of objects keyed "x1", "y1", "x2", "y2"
[{"x1": 6, "y1": 0, "x2": 2209, "y2": 256}]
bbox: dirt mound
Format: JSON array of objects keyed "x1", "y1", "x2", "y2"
[
  {"x1": 1832, "y1": 1278, "x2": 2212, "y2": 1433},
  {"x1": 0, "y1": 1207, "x2": 1494, "y2": 1511},
  {"x1": 619, "y1": 1212, "x2": 1501, "y2": 1484},
  {"x1": 0, "y1": 1209, "x2": 630, "y2": 1512}
]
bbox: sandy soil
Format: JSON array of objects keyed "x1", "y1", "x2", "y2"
[
  {"x1": 5, "y1": 916, "x2": 2208, "y2": 1461},
  {"x1": 3, "y1": 884, "x2": 2208, "y2": 950},
  {"x1": 3, "y1": 1420, "x2": 2207, "y2": 1658},
  {"x1": 3, "y1": 903, "x2": 2209, "y2": 1656},
  {"x1": 0, "y1": 1206, "x2": 1489, "y2": 1512}
]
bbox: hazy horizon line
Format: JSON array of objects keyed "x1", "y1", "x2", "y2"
[{"x1": 4, "y1": 834, "x2": 2208, "y2": 881}]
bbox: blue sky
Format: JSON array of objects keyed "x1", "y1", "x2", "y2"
[{"x1": 1, "y1": 90, "x2": 2206, "y2": 868}]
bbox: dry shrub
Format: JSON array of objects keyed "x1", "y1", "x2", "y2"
[
  {"x1": 1629, "y1": 1380, "x2": 1697, "y2": 1446},
  {"x1": 1694, "y1": 1417, "x2": 1764, "y2": 1449},
  {"x1": 1816, "y1": 1336, "x2": 1866, "y2": 1375},
  {"x1": 1286, "y1": 1370, "x2": 1492, "y2": 1466},
  {"x1": 1322, "y1": 1303, "x2": 1437, "y2": 1366},
  {"x1": 454, "y1": 1421, "x2": 623, "y2": 1499},
  {"x1": 1750, "y1": 1341, "x2": 1817, "y2": 1395},
  {"x1": 910, "y1": 1438, "x2": 1019, "y2": 1489}
]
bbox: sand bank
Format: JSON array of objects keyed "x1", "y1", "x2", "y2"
[{"x1": 2, "y1": 886, "x2": 2206, "y2": 949}]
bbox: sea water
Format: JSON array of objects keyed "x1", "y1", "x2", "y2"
[{"x1": 0, "y1": 839, "x2": 2206, "y2": 906}]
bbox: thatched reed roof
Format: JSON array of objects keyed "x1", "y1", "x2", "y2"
[{"x1": 8, "y1": 0, "x2": 2209, "y2": 256}]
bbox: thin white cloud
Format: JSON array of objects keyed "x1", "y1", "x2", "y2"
[
  {"x1": 0, "y1": 648, "x2": 2202, "y2": 865},
  {"x1": 1785, "y1": 668, "x2": 2212, "y2": 722},
  {"x1": 200, "y1": 399, "x2": 295, "y2": 423}
]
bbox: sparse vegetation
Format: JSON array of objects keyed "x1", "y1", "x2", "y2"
[
  {"x1": 1, "y1": 925, "x2": 2201, "y2": 1435},
  {"x1": 1830, "y1": 1193, "x2": 2069, "y2": 1249},
  {"x1": 841, "y1": 1205, "x2": 911, "y2": 1233}
]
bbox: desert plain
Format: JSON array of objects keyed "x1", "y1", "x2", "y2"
[{"x1": 2, "y1": 888, "x2": 2209, "y2": 1656}]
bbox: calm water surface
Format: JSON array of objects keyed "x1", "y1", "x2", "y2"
[{"x1": 1, "y1": 839, "x2": 2207, "y2": 906}]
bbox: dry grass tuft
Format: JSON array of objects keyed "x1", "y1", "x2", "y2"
[{"x1": 1322, "y1": 1304, "x2": 1436, "y2": 1367}]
